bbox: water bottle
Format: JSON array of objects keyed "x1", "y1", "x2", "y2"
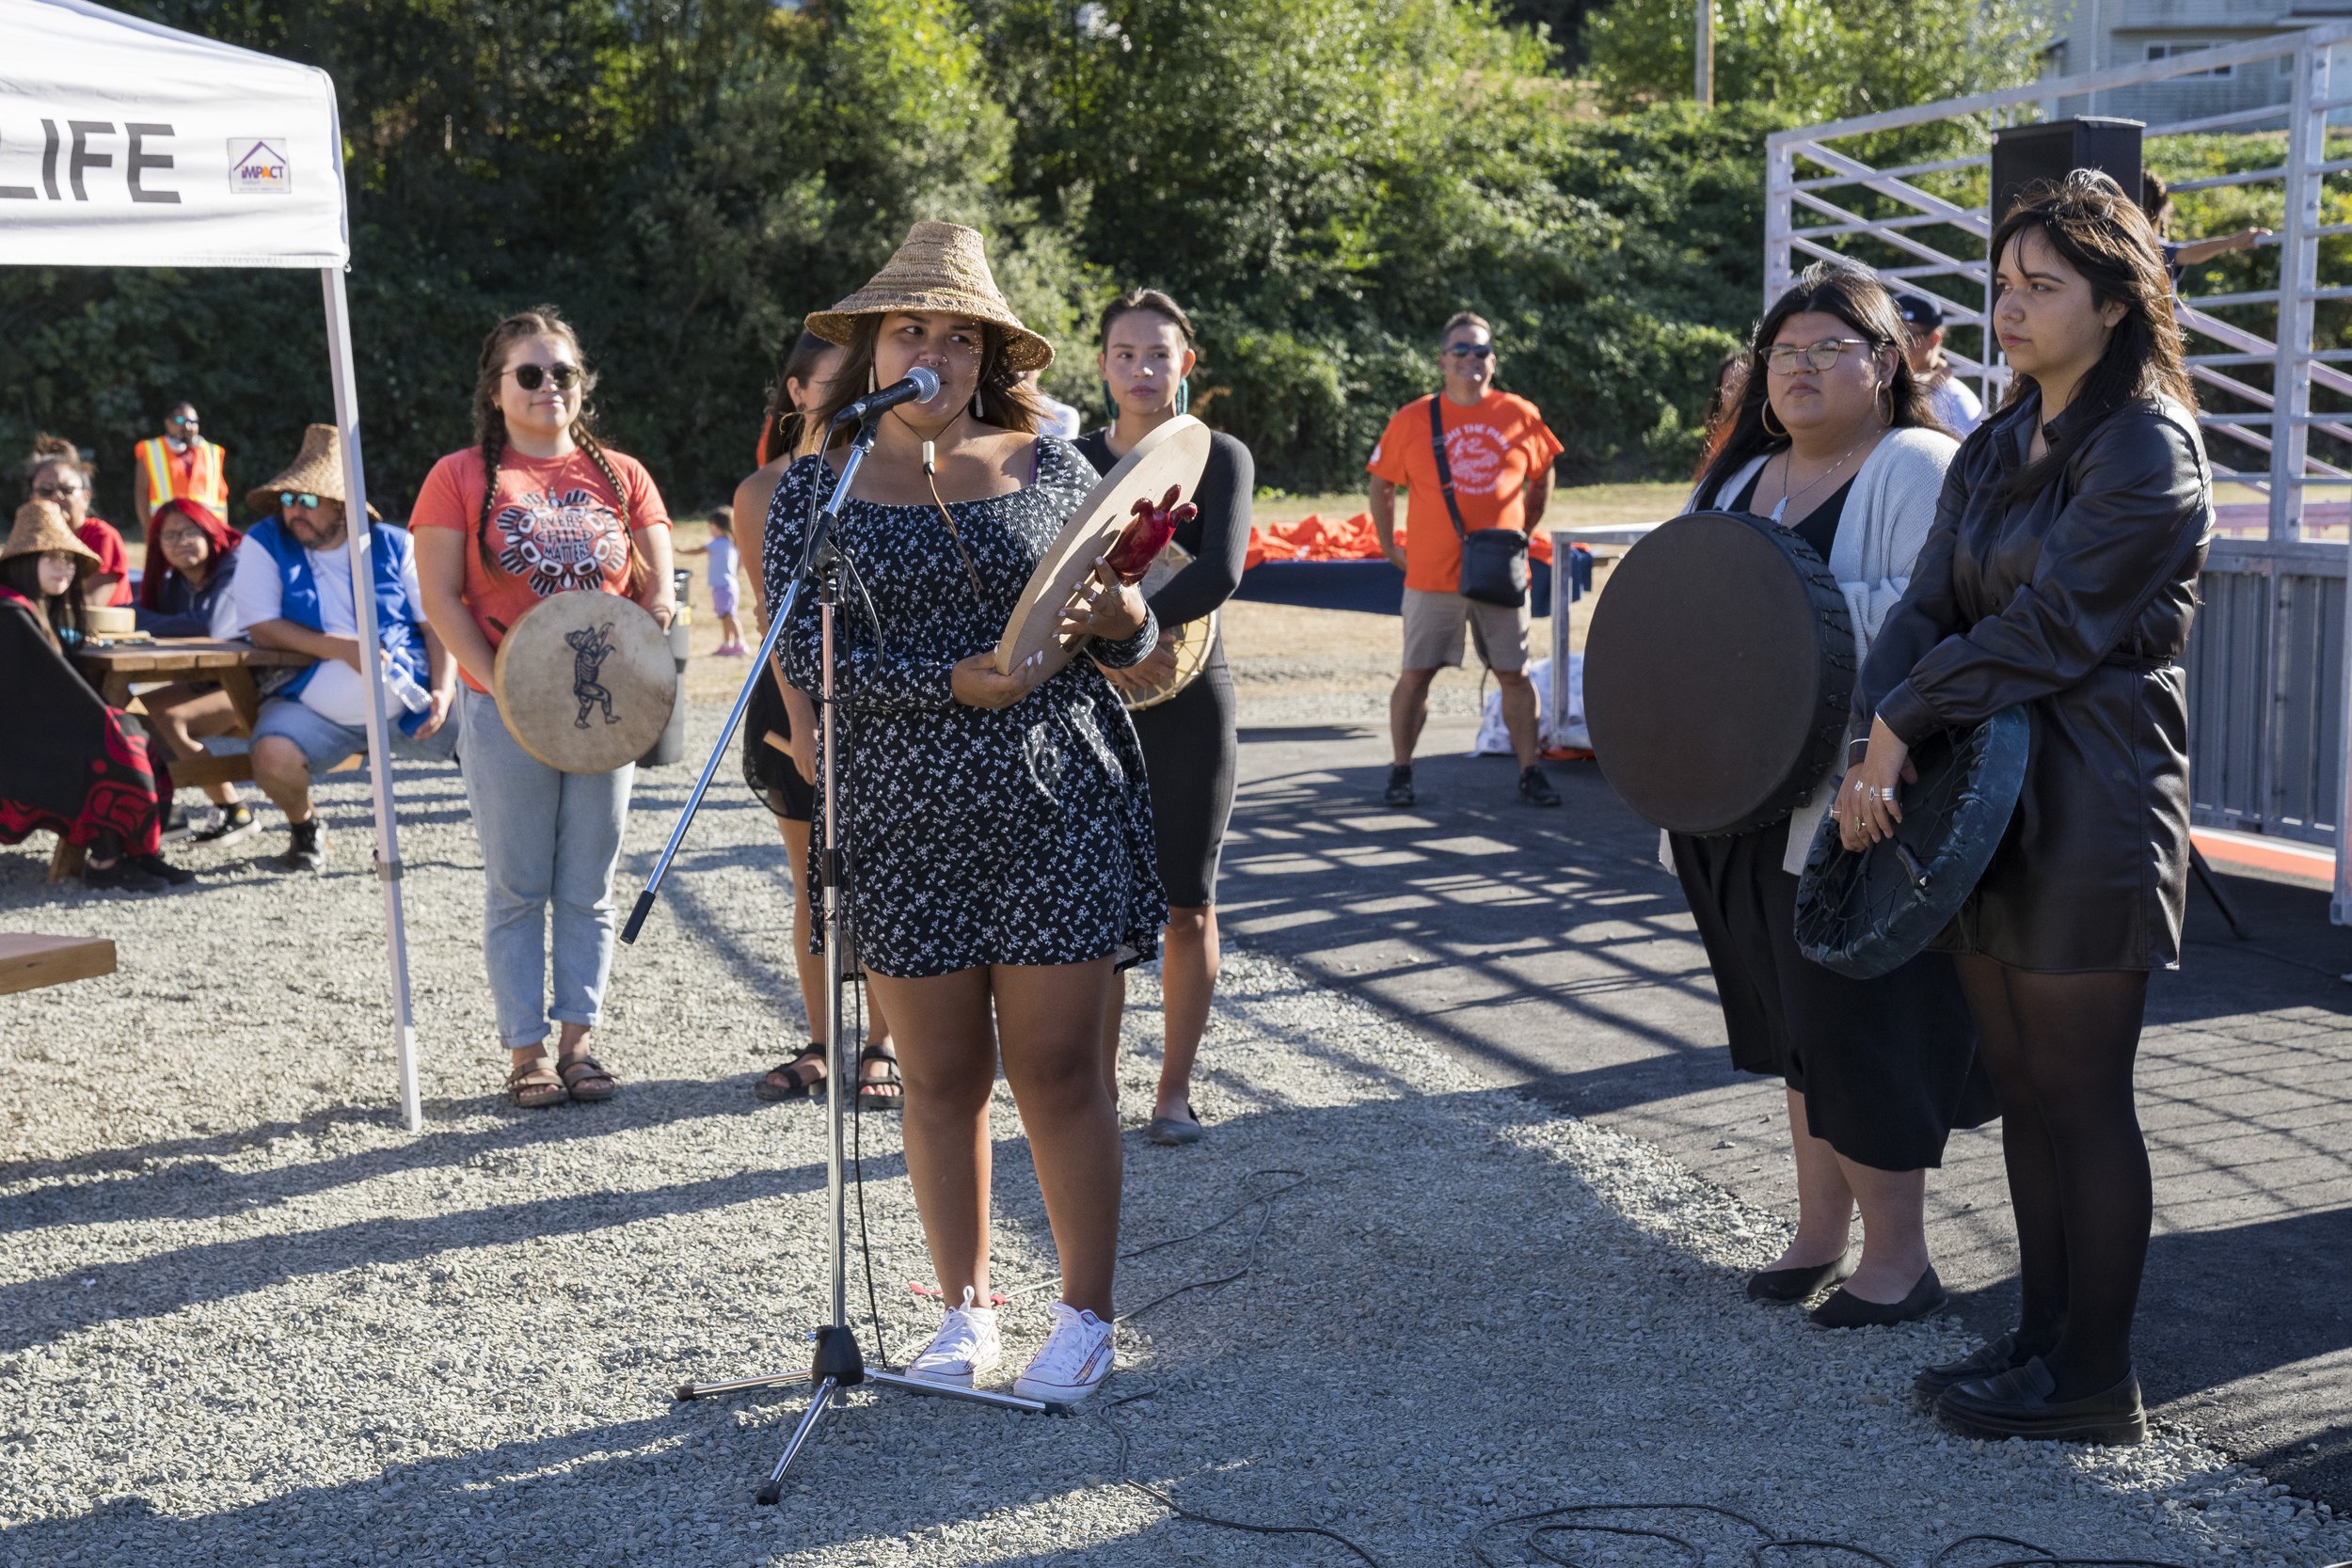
[{"x1": 386, "y1": 667, "x2": 432, "y2": 715}]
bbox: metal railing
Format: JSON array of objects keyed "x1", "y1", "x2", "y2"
[{"x1": 1768, "y1": 27, "x2": 2352, "y2": 918}]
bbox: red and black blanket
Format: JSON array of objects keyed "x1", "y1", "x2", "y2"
[{"x1": 0, "y1": 588, "x2": 168, "y2": 858}]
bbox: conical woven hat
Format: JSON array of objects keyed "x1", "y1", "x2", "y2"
[
  {"x1": 246, "y1": 423, "x2": 381, "y2": 519},
  {"x1": 806, "y1": 221, "x2": 1053, "y2": 372},
  {"x1": 2, "y1": 499, "x2": 101, "y2": 571}
]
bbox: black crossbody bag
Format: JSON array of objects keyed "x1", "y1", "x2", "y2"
[{"x1": 1429, "y1": 397, "x2": 1530, "y2": 609}]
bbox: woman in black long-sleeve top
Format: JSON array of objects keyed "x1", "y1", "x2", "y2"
[
  {"x1": 1076, "y1": 289, "x2": 1253, "y2": 1148},
  {"x1": 1843, "y1": 172, "x2": 2212, "y2": 1446}
]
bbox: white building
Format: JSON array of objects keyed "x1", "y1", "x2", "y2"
[{"x1": 2039, "y1": 0, "x2": 2352, "y2": 121}]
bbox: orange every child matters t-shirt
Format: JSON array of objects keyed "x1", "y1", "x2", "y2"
[
  {"x1": 408, "y1": 446, "x2": 673, "y2": 692},
  {"x1": 1365, "y1": 390, "x2": 1565, "y2": 595}
]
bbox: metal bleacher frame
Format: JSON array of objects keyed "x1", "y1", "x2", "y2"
[{"x1": 1768, "y1": 24, "x2": 2352, "y2": 919}]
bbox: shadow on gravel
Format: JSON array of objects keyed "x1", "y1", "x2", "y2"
[{"x1": 0, "y1": 1120, "x2": 881, "y2": 1356}]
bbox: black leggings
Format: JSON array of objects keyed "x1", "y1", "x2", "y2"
[{"x1": 1955, "y1": 956, "x2": 2152, "y2": 1398}]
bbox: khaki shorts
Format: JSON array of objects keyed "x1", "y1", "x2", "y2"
[{"x1": 1401, "y1": 587, "x2": 1530, "y2": 673}]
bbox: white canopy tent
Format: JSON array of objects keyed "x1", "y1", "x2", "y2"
[{"x1": 2, "y1": 0, "x2": 422, "y2": 1129}]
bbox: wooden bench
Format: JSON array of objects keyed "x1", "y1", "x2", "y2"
[{"x1": 0, "y1": 934, "x2": 118, "y2": 995}]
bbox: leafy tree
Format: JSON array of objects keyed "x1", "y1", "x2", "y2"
[{"x1": 1585, "y1": 0, "x2": 2042, "y2": 122}]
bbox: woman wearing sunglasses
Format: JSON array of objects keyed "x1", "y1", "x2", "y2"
[
  {"x1": 413, "y1": 305, "x2": 677, "y2": 1110},
  {"x1": 1675, "y1": 261, "x2": 1989, "y2": 1329}
]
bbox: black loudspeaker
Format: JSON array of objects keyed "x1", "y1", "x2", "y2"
[{"x1": 1989, "y1": 117, "x2": 2144, "y2": 230}]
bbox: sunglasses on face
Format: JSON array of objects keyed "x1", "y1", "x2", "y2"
[
  {"x1": 1445, "y1": 344, "x2": 1496, "y2": 360},
  {"x1": 32, "y1": 481, "x2": 84, "y2": 498},
  {"x1": 170, "y1": 416, "x2": 198, "y2": 428},
  {"x1": 505, "y1": 363, "x2": 582, "y2": 391},
  {"x1": 280, "y1": 491, "x2": 325, "y2": 511}
]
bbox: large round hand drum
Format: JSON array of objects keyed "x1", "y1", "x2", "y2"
[
  {"x1": 491, "y1": 591, "x2": 675, "y2": 773},
  {"x1": 995, "y1": 415, "x2": 1212, "y2": 678},
  {"x1": 1795, "y1": 709, "x2": 2029, "y2": 979},
  {"x1": 1583, "y1": 511, "x2": 1856, "y2": 837}
]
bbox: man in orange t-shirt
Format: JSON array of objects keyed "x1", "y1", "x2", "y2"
[{"x1": 1367, "y1": 311, "x2": 1564, "y2": 808}]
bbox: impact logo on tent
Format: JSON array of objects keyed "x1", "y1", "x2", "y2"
[{"x1": 229, "y1": 138, "x2": 291, "y2": 196}]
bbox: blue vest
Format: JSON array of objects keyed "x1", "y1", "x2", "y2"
[{"x1": 246, "y1": 518, "x2": 430, "y2": 737}]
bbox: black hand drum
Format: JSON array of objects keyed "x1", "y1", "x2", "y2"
[
  {"x1": 1794, "y1": 708, "x2": 2030, "y2": 980},
  {"x1": 1583, "y1": 511, "x2": 1855, "y2": 836}
]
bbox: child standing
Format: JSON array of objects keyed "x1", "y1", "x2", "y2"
[{"x1": 678, "y1": 507, "x2": 746, "y2": 656}]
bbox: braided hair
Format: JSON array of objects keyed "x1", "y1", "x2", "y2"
[{"x1": 469, "y1": 305, "x2": 647, "y2": 596}]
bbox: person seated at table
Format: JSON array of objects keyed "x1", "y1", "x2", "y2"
[
  {"x1": 22, "y1": 435, "x2": 132, "y2": 608},
  {"x1": 0, "y1": 500, "x2": 189, "y2": 891},
  {"x1": 227, "y1": 425, "x2": 455, "y2": 873},
  {"x1": 135, "y1": 498, "x2": 259, "y2": 843}
]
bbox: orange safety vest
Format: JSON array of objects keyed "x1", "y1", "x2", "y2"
[{"x1": 135, "y1": 436, "x2": 229, "y2": 517}]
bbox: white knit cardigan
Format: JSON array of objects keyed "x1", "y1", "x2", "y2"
[{"x1": 1664, "y1": 425, "x2": 1961, "y2": 875}]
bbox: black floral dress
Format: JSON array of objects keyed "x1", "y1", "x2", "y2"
[{"x1": 762, "y1": 438, "x2": 1167, "y2": 978}]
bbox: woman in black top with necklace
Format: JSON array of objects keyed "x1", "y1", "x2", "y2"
[
  {"x1": 1677, "y1": 264, "x2": 1982, "y2": 1330},
  {"x1": 1076, "y1": 290, "x2": 1252, "y2": 1148},
  {"x1": 1846, "y1": 174, "x2": 2212, "y2": 1444}
]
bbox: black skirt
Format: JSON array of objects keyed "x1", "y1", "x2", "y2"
[
  {"x1": 1129, "y1": 649, "x2": 1236, "y2": 909},
  {"x1": 1671, "y1": 818, "x2": 1994, "y2": 1171}
]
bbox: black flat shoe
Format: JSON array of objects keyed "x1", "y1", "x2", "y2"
[
  {"x1": 1383, "y1": 766, "x2": 1415, "y2": 808},
  {"x1": 1935, "y1": 1358, "x2": 2146, "y2": 1446},
  {"x1": 1808, "y1": 1266, "x2": 1947, "y2": 1328},
  {"x1": 1913, "y1": 1331, "x2": 2035, "y2": 1406},
  {"x1": 1746, "y1": 1250, "x2": 1856, "y2": 1302}
]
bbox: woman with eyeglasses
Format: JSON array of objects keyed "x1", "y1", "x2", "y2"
[
  {"x1": 412, "y1": 305, "x2": 677, "y2": 1110},
  {"x1": 1675, "y1": 261, "x2": 1988, "y2": 1330},
  {"x1": 1847, "y1": 174, "x2": 2212, "y2": 1445},
  {"x1": 21, "y1": 436, "x2": 132, "y2": 608}
]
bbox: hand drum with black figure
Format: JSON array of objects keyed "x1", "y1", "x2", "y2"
[
  {"x1": 1795, "y1": 708, "x2": 2030, "y2": 979},
  {"x1": 1582, "y1": 510, "x2": 1857, "y2": 837},
  {"x1": 492, "y1": 591, "x2": 675, "y2": 773}
]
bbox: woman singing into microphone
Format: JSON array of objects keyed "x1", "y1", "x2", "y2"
[
  {"x1": 764, "y1": 224, "x2": 1163, "y2": 1405},
  {"x1": 1845, "y1": 173, "x2": 2212, "y2": 1444}
]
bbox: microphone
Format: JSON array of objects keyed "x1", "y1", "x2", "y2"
[{"x1": 831, "y1": 366, "x2": 941, "y2": 425}]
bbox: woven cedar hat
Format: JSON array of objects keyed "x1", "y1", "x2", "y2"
[
  {"x1": 246, "y1": 423, "x2": 381, "y2": 520},
  {"x1": 2, "y1": 499, "x2": 101, "y2": 574},
  {"x1": 806, "y1": 222, "x2": 1054, "y2": 373}
]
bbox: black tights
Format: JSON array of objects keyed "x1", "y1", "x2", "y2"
[{"x1": 1955, "y1": 956, "x2": 2152, "y2": 1399}]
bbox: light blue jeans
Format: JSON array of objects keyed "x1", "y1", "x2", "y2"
[{"x1": 457, "y1": 687, "x2": 634, "y2": 1052}]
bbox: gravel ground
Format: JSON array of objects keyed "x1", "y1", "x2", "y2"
[{"x1": 4, "y1": 700, "x2": 2347, "y2": 1567}]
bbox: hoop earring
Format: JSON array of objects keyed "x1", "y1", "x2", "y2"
[
  {"x1": 1760, "y1": 401, "x2": 1788, "y2": 439},
  {"x1": 1174, "y1": 378, "x2": 1191, "y2": 417},
  {"x1": 1879, "y1": 383, "x2": 1895, "y2": 425}
]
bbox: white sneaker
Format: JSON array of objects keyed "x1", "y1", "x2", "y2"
[
  {"x1": 906, "y1": 1288, "x2": 1000, "y2": 1387},
  {"x1": 1012, "y1": 1302, "x2": 1116, "y2": 1402}
]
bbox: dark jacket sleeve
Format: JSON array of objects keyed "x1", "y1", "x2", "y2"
[
  {"x1": 1147, "y1": 433, "x2": 1252, "y2": 628},
  {"x1": 1867, "y1": 407, "x2": 2209, "y2": 746}
]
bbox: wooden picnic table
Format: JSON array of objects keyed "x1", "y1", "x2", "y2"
[
  {"x1": 72, "y1": 639, "x2": 312, "y2": 794},
  {"x1": 46, "y1": 640, "x2": 316, "y2": 882}
]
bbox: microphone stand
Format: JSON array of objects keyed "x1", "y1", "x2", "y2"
[{"x1": 627, "y1": 410, "x2": 1070, "y2": 1508}]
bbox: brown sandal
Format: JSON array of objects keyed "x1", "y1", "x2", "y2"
[
  {"x1": 556, "y1": 1051, "x2": 617, "y2": 1102},
  {"x1": 506, "y1": 1053, "x2": 565, "y2": 1109}
]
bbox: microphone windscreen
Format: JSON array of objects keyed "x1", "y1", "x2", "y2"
[{"x1": 908, "y1": 366, "x2": 941, "y2": 400}]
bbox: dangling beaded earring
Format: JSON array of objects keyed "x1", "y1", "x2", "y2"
[
  {"x1": 1102, "y1": 382, "x2": 1120, "y2": 421},
  {"x1": 1174, "y1": 377, "x2": 1191, "y2": 417},
  {"x1": 972, "y1": 383, "x2": 986, "y2": 420},
  {"x1": 867, "y1": 363, "x2": 879, "y2": 395}
]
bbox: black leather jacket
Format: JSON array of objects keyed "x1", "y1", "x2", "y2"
[{"x1": 1857, "y1": 390, "x2": 2212, "y2": 971}]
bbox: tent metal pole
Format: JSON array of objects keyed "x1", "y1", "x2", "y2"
[{"x1": 321, "y1": 264, "x2": 423, "y2": 1132}]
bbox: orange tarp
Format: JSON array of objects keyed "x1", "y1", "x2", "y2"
[{"x1": 1245, "y1": 513, "x2": 1556, "y2": 571}]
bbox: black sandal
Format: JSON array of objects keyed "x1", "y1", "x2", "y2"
[
  {"x1": 756, "y1": 1043, "x2": 828, "y2": 1102},
  {"x1": 856, "y1": 1043, "x2": 904, "y2": 1112}
]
